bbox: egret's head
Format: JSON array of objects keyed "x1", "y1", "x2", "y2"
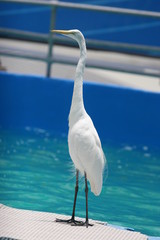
[{"x1": 51, "y1": 29, "x2": 84, "y2": 43}]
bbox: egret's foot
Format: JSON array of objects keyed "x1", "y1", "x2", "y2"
[
  {"x1": 71, "y1": 220, "x2": 93, "y2": 228},
  {"x1": 55, "y1": 218, "x2": 83, "y2": 225}
]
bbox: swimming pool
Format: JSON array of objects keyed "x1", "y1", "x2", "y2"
[
  {"x1": 0, "y1": 128, "x2": 159, "y2": 236},
  {"x1": 0, "y1": 72, "x2": 160, "y2": 237}
]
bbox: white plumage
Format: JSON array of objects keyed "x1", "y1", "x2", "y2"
[
  {"x1": 69, "y1": 111, "x2": 105, "y2": 195},
  {"x1": 52, "y1": 29, "x2": 107, "y2": 227}
]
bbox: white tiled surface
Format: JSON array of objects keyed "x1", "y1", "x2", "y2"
[{"x1": 0, "y1": 204, "x2": 148, "y2": 240}]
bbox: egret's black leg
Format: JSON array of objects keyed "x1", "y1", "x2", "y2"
[
  {"x1": 56, "y1": 170, "x2": 83, "y2": 225},
  {"x1": 85, "y1": 172, "x2": 89, "y2": 227},
  {"x1": 71, "y1": 169, "x2": 80, "y2": 220},
  {"x1": 84, "y1": 172, "x2": 93, "y2": 227},
  {"x1": 72, "y1": 172, "x2": 93, "y2": 227}
]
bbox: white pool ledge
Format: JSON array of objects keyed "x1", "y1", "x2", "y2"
[{"x1": 0, "y1": 204, "x2": 151, "y2": 240}]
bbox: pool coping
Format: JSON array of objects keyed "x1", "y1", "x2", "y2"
[{"x1": 0, "y1": 204, "x2": 159, "y2": 240}]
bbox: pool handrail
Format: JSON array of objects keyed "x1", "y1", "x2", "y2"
[{"x1": 0, "y1": 0, "x2": 160, "y2": 77}]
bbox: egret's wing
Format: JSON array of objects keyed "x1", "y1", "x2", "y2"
[{"x1": 69, "y1": 115, "x2": 106, "y2": 195}]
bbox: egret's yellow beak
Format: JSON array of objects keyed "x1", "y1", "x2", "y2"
[{"x1": 51, "y1": 30, "x2": 71, "y2": 35}]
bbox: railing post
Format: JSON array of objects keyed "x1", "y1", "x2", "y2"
[{"x1": 46, "y1": 6, "x2": 56, "y2": 78}]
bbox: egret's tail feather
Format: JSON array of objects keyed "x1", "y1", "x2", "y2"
[
  {"x1": 67, "y1": 161, "x2": 76, "y2": 181},
  {"x1": 103, "y1": 152, "x2": 108, "y2": 184}
]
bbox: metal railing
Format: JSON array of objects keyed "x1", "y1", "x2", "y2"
[
  {"x1": 2, "y1": 0, "x2": 160, "y2": 18},
  {"x1": 0, "y1": 0, "x2": 160, "y2": 77}
]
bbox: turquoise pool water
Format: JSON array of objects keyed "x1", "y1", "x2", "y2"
[{"x1": 0, "y1": 128, "x2": 159, "y2": 236}]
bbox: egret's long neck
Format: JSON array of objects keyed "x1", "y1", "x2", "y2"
[{"x1": 69, "y1": 37, "x2": 87, "y2": 127}]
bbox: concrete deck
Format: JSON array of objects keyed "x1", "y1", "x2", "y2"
[{"x1": 0, "y1": 204, "x2": 149, "y2": 240}]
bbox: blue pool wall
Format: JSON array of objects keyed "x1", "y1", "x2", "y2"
[{"x1": 0, "y1": 72, "x2": 160, "y2": 146}]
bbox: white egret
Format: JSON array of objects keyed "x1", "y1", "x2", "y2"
[{"x1": 52, "y1": 29, "x2": 107, "y2": 227}]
